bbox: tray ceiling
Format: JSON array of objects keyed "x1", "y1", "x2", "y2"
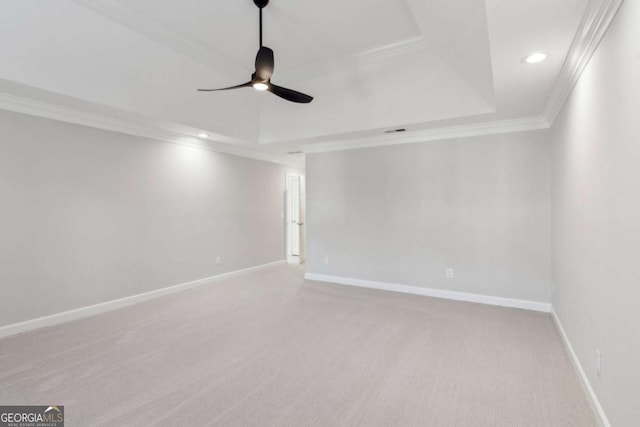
[{"x1": 0, "y1": 0, "x2": 593, "y2": 164}]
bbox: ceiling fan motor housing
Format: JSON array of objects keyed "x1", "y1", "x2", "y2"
[
  {"x1": 197, "y1": 0, "x2": 313, "y2": 103},
  {"x1": 253, "y1": 0, "x2": 269, "y2": 8}
]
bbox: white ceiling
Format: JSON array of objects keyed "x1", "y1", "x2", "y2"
[{"x1": 0, "y1": 0, "x2": 591, "y2": 165}]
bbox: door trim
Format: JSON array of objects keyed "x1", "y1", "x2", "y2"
[{"x1": 285, "y1": 173, "x2": 303, "y2": 264}]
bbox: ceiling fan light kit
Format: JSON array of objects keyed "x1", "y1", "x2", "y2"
[{"x1": 198, "y1": 0, "x2": 313, "y2": 104}]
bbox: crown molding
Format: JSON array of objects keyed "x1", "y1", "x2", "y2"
[
  {"x1": 278, "y1": 36, "x2": 428, "y2": 83},
  {"x1": 356, "y1": 36, "x2": 427, "y2": 64},
  {"x1": 0, "y1": 88, "x2": 548, "y2": 161},
  {"x1": 0, "y1": 92, "x2": 303, "y2": 168},
  {"x1": 7, "y1": 0, "x2": 611, "y2": 161},
  {"x1": 543, "y1": 0, "x2": 624, "y2": 124},
  {"x1": 302, "y1": 116, "x2": 550, "y2": 154}
]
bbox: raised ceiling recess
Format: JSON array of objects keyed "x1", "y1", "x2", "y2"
[{"x1": 0, "y1": 0, "x2": 604, "y2": 165}]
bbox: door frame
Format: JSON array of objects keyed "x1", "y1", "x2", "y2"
[{"x1": 285, "y1": 172, "x2": 305, "y2": 264}]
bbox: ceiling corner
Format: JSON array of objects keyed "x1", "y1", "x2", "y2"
[{"x1": 542, "y1": 0, "x2": 624, "y2": 124}]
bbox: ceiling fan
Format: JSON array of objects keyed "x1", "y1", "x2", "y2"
[{"x1": 198, "y1": 0, "x2": 313, "y2": 104}]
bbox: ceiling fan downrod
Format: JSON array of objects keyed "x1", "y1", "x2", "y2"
[{"x1": 254, "y1": 0, "x2": 269, "y2": 48}]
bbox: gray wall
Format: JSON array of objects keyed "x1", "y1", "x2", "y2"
[
  {"x1": 306, "y1": 130, "x2": 552, "y2": 303},
  {"x1": 0, "y1": 109, "x2": 298, "y2": 327},
  {"x1": 551, "y1": 1, "x2": 640, "y2": 425}
]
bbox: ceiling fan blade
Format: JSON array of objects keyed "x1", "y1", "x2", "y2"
[
  {"x1": 268, "y1": 83, "x2": 313, "y2": 104},
  {"x1": 197, "y1": 82, "x2": 252, "y2": 91},
  {"x1": 254, "y1": 47, "x2": 274, "y2": 81}
]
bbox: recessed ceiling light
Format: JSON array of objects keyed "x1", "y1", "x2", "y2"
[
  {"x1": 523, "y1": 52, "x2": 547, "y2": 64},
  {"x1": 253, "y1": 82, "x2": 269, "y2": 91},
  {"x1": 198, "y1": 133, "x2": 209, "y2": 138}
]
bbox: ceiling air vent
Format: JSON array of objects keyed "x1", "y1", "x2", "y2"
[
  {"x1": 288, "y1": 151, "x2": 303, "y2": 155},
  {"x1": 384, "y1": 128, "x2": 407, "y2": 134}
]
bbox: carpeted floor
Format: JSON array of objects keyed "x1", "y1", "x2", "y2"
[{"x1": 0, "y1": 265, "x2": 595, "y2": 426}]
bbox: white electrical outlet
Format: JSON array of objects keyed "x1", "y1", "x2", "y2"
[
  {"x1": 216, "y1": 256, "x2": 222, "y2": 265},
  {"x1": 552, "y1": 283, "x2": 557, "y2": 294},
  {"x1": 596, "y1": 349, "x2": 602, "y2": 376},
  {"x1": 446, "y1": 268, "x2": 454, "y2": 279},
  {"x1": 323, "y1": 256, "x2": 329, "y2": 265}
]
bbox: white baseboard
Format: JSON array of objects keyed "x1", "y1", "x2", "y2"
[
  {"x1": 304, "y1": 273, "x2": 551, "y2": 313},
  {"x1": 550, "y1": 307, "x2": 610, "y2": 427},
  {"x1": 0, "y1": 260, "x2": 286, "y2": 339}
]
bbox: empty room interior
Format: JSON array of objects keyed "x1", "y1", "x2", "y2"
[{"x1": 1, "y1": 0, "x2": 639, "y2": 426}]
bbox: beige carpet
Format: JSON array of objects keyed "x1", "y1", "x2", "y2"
[{"x1": 0, "y1": 265, "x2": 595, "y2": 426}]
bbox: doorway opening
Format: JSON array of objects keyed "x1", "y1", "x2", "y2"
[{"x1": 286, "y1": 173, "x2": 305, "y2": 265}]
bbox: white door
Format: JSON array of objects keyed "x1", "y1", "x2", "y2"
[{"x1": 286, "y1": 173, "x2": 305, "y2": 264}]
